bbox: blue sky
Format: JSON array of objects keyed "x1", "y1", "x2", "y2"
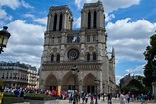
[{"x1": 0, "y1": 0, "x2": 156, "y2": 84}]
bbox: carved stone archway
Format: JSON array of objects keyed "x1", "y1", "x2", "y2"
[
  {"x1": 44, "y1": 74, "x2": 57, "y2": 90},
  {"x1": 83, "y1": 73, "x2": 96, "y2": 93},
  {"x1": 62, "y1": 71, "x2": 79, "y2": 91}
]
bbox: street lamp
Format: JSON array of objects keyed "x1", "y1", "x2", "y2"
[
  {"x1": 71, "y1": 65, "x2": 79, "y2": 104},
  {"x1": 95, "y1": 78, "x2": 100, "y2": 104},
  {"x1": 0, "y1": 26, "x2": 11, "y2": 54}
]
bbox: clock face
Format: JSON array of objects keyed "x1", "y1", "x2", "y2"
[{"x1": 68, "y1": 49, "x2": 79, "y2": 60}]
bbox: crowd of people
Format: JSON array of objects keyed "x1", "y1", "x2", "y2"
[
  {"x1": 1, "y1": 87, "x2": 155, "y2": 104},
  {"x1": 117, "y1": 90, "x2": 155, "y2": 104}
]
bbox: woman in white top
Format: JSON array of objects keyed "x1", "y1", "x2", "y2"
[{"x1": 120, "y1": 90, "x2": 125, "y2": 104}]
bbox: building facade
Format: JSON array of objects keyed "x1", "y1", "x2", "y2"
[
  {"x1": 39, "y1": 0, "x2": 116, "y2": 94},
  {"x1": 0, "y1": 61, "x2": 39, "y2": 88}
]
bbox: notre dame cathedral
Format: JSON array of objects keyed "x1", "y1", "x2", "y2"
[{"x1": 39, "y1": 0, "x2": 116, "y2": 94}]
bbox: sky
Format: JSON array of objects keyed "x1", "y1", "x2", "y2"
[{"x1": 0, "y1": 0, "x2": 156, "y2": 84}]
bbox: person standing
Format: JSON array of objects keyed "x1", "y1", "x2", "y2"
[
  {"x1": 90, "y1": 93, "x2": 94, "y2": 104},
  {"x1": 120, "y1": 90, "x2": 125, "y2": 104},
  {"x1": 85, "y1": 93, "x2": 89, "y2": 103},
  {"x1": 107, "y1": 93, "x2": 112, "y2": 104}
]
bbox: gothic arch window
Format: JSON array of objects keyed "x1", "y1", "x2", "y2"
[
  {"x1": 52, "y1": 37, "x2": 54, "y2": 43},
  {"x1": 93, "y1": 35, "x2": 96, "y2": 41},
  {"x1": 56, "y1": 54, "x2": 60, "y2": 62},
  {"x1": 53, "y1": 14, "x2": 57, "y2": 31},
  {"x1": 87, "y1": 35, "x2": 90, "y2": 42},
  {"x1": 93, "y1": 53, "x2": 97, "y2": 61},
  {"x1": 93, "y1": 11, "x2": 97, "y2": 28},
  {"x1": 51, "y1": 54, "x2": 54, "y2": 62},
  {"x1": 87, "y1": 53, "x2": 90, "y2": 61},
  {"x1": 58, "y1": 37, "x2": 61, "y2": 43},
  {"x1": 59, "y1": 13, "x2": 63, "y2": 31},
  {"x1": 88, "y1": 11, "x2": 91, "y2": 29}
]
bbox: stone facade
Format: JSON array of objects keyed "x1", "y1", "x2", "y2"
[
  {"x1": 0, "y1": 61, "x2": 39, "y2": 88},
  {"x1": 39, "y1": 1, "x2": 116, "y2": 94}
]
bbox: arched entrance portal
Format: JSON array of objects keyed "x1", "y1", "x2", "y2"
[
  {"x1": 44, "y1": 74, "x2": 57, "y2": 90},
  {"x1": 83, "y1": 73, "x2": 96, "y2": 93},
  {"x1": 62, "y1": 71, "x2": 79, "y2": 91}
]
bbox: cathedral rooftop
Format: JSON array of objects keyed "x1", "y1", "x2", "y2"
[
  {"x1": 50, "y1": 5, "x2": 72, "y2": 14},
  {"x1": 84, "y1": 1, "x2": 102, "y2": 7}
]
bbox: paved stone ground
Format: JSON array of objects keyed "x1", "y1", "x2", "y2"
[
  {"x1": 44, "y1": 99, "x2": 155, "y2": 104},
  {"x1": 14, "y1": 98, "x2": 155, "y2": 104}
]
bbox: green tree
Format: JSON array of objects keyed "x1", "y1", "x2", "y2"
[
  {"x1": 143, "y1": 34, "x2": 156, "y2": 87},
  {"x1": 127, "y1": 79, "x2": 144, "y2": 89},
  {"x1": 0, "y1": 80, "x2": 4, "y2": 90}
]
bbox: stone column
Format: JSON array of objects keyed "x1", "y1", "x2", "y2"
[
  {"x1": 62, "y1": 13, "x2": 67, "y2": 30},
  {"x1": 60, "y1": 43, "x2": 65, "y2": 62},
  {"x1": 91, "y1": 11, "x2": 94, "y2": 28},
  {"x1": 85, "y1": 11, "x2": 88, "y2": 28},
  {"x1": 46, "y1": 14, "x2": 50, "y2": 31},
  {"x1": 81, "y1": 10, "x2": 85, "y2": 28},
  {"x1": 51, "y1": 14, "x2": 54, "y2": 31},
  {"x1": 98, "y1": 31, "x2": 102, "y2": 61}
]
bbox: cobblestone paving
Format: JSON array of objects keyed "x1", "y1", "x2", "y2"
[{"x1": 44, "y1": 99, "x2": 155, "y2": 104}]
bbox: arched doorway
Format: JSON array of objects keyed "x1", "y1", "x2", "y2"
[
  {"x1": 83, "y1": 73, "x2": 95, "y2": 93},
  {"x1": 62, "y1": 71, "x2": 79, "y2": 91},
  {"x1": 44, "y1": 74, "x2": 57, "y2": 91}
]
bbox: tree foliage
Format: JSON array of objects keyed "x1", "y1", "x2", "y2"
[
  {"x1": 143, "y1": 34, "x2": 156, "y2": 87},
  {"x1": 127, "y1": 79, "x2": 143, "y2": 89},
  {"x1": 121, "y1": 79, "x2": 149, "y2": 94},
  {"x1": 0, "y1": 80, "x2": 4, "y2": 90}
]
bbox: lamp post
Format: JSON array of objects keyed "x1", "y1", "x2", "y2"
[
  {"x1": 0, "y1": 26, "x2": 11, "y2": 54},
  {"x1": 71, "y1": 65, "x2": 79, "y2": 104},
  {"x1": 95, "y1": 78, "x2": 100, "y2": 104}
]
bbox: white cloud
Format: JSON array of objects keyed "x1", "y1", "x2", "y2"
[
  {"x1": 74, "y1": 0, "x2": 97, "y2": 9},
  {"x1": 0, "y1": 9, "x2": 12, "y2": 20},
  {"x1": 103, "y1": 0, "x2": 140, "y2": 13},
  {"x1": 74, "y1": 17, "x2": 81, "y2": 28},
  {"x1": 24, "y1": 14, "x2": 35, "y2": 19},
  {"x1": 125, "y1": 65, "x2": 144, "y2": 74},
  {"x1": 34, "y1": 17, "x2": 47, "y2": 25},
  {"x1": 8, "y1": 20, "x2": 45, "y2": 44},
  {"x1": 24, "y1": 14, "x2": 47, "y2": 25},
  {"x1": 106, "y1": 18, "x2": 156, "y2": 63},
  {"x1": 74, "y1": 0, "x2": 140, "y2": 13},
  {"x1": 1, "y1": 20, "x2": 46, "y2": 68},
  {"x1": 21, "y1": 0, "x2": 34, "y2": 9},
  {"x1": 0, "y1": 0, "x2": 21, "y2": 10},
  {"x1": 116, "y1": 75, "x2": 123, "y2": 85},
  {"x1": 105, "y1": 14, "x2": 115, "y2": 22},
  {"x1": 0, "y1": 0, "x2": 33, "y2": 10}
]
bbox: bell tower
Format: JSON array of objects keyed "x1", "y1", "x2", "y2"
[
  {"x1": 46, "y1": 5, "x2": 73, "y2": 32},
  {"x1": 81, "y1": 0, "x2": 105, "y2": 29}
]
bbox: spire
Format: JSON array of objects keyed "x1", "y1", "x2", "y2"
[{"x1": 111, "y1": 47, "x2": 115, "y2": 58}]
